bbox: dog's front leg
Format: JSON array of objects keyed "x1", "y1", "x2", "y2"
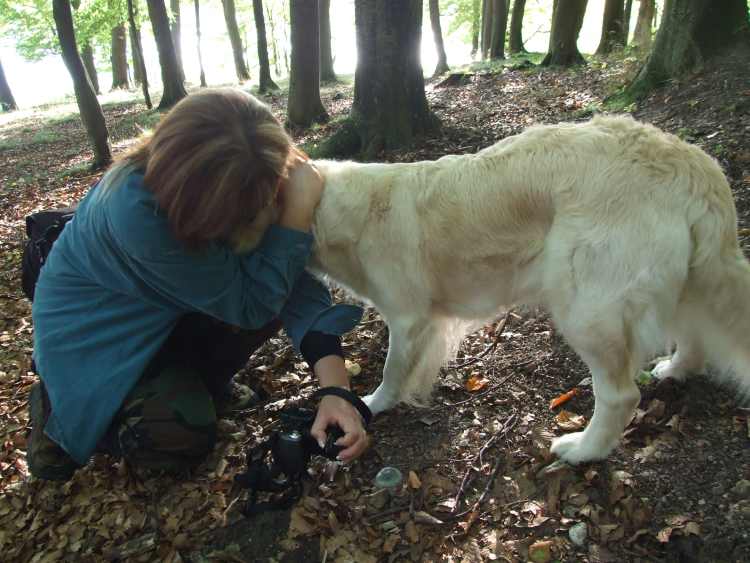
[{"x1": 364, "y1": 315, "x2": 449, "y2": 414}]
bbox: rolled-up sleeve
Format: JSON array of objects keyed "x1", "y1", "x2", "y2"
[{"x1": 279, "y1": 271, "x2": 363, "y2": 351}]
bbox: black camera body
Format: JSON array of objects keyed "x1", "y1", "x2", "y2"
[{"x1": 272, "y1": 406, "x2": 344, "y2": 478}]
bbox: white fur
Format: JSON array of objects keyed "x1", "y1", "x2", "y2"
[{"x1": 243, "y1": 116, "x2": 750, "y2": 464}]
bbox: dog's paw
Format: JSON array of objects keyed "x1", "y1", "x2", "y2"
[
  {"x1": 651, "y1": 358, "x2": 688, "y2": 382},
  {"x1": 550, "y1": 432, "x2": 609, "y2": 465},
  {"x1": 362, "y1": 392, "x2": 396, "y2": 416}
]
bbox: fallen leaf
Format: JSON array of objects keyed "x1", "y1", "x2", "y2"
[
  {"x1": 528, "y1": 539, "x2": 552, "y2": 563},
  {"x1": 555, "y1": 410, "x2": 586, "y2": 431},
  {"x1": 466, "y1": 374, "x2": 489, "y2": 391},
  {"x1": 407, "y1": 470, "x2": 421, "y2": 490}
]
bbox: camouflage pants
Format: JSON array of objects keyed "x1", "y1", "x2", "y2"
[{"x1": 102, "y1": 314, "x2": 281, "y2": 471}]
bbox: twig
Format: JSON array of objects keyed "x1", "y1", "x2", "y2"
[
  {"x1": 364, "y1": 503, "x2": 410, "y2": 523},
  {"x1": 451, "y1": 412, "x2": 518, "y2": 514},
  {"x1": 450, "y1": 311, "x2": 512, "y2": 369}
]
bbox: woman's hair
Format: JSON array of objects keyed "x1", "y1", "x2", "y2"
[{"x1": 101, "y1": 88, "x2": 292, "y2": 248}]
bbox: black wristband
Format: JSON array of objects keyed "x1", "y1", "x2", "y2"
[
  {"x1": 300, "y1": 331, "x2": 343, "y2": 367},
  {"x1": 312, "y1": 387, "x2": 373, "y2": 426}
]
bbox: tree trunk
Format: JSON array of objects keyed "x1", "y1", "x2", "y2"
[
  {"x1": 632, "y1": 0, "x2": 655, "y2": 52},
  {"x1": 146, "y1": 0, "x2": 187, "y2": 109},
  {"x1": 541, "y1": 0, "x2": 588, "y2": 66},
  {"x1": 128, "y1": 24, "x2": 143, "y2": 85},
  {"x1": 221, "y1": 0, "x2": 250, "y2": 82},
  {"x1": 110, "y1": 23, "x2": 130, "y2": 89},
  {"x1": 489, "y1": 0, "x2": 508, "y2": 59},
  {"x1": 471, "y1": 0, "x2": 480, "y2": 56},
  {"x1": 623, "y1": 0, "x2": 634, "y2": 44},
  {"x1": 627, "y1": 0, "x2": 750, "y2": 98},
  {"x1": 596, "y1": 0, "x2": 626, "y2": 55},
  {"x1": 319, "y1": 0, "x2": 337, "y2": 83},
  {"x1": 52, "y1": 0, "x2": 112, "y2": 168},
  {"x1": 265, "y1": 2, "x2": 281, "y2": 77},
  {"x1": 508, "y1": 0, "x2": 527, "y2": 53},
  {"x1": 350, "y1": 0, "x2": 439, "y2": 157},
  {"x1": 170, "y1": 0, "x2": 185, "y2": 80},
  {"x1": 481, "y1": 0, "x2": 492, "y2": 59},
  {"x1": 253, "y1": 0, "x2": 278, "y2": 91},
  {"x1": 194, "y1": 0, "x2": 207, "y2": 86},
  {"x1": 429, "y1": 0, "x2": 449, "y2": 75},
  {"x1": 128, "y1": 0, "x2": 152, "y2": 108},
  {"x1": 288, "y1": 0, "x2": 328, "y2": 128},
  {"x1": 81, "y1": 43, "x2": 101, "y2": 95},
  {"x1": 0, "y1": 58, "x2": 18, "y2": 111}
]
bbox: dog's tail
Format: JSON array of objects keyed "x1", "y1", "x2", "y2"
[{"x1": 680, "y1": 162, "x2": 750, "y2": 400}]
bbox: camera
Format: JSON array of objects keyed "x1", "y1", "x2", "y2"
[
  {"x1": 234, "y1": 405, "x2": 345, "y2": 515},
  {"x1": 272, "y1": 406, "x2": 345, "y2": 478}
]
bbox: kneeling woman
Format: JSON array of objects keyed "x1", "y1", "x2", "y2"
[{"x1": 29, "y1": 88, "x2": 367, "y2": 480}]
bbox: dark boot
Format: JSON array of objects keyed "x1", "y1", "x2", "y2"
[{"x1": 27, "y1": 382, "x2": 80, "y2": 481}]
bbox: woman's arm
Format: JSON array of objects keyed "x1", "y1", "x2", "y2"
[{"x1": 309, "y1": 355, "x2": 369, "y2": 462}]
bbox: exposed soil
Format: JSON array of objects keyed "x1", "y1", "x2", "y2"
[{"x1": 1, "y1": 49, "x2": 749, "y2": 563}]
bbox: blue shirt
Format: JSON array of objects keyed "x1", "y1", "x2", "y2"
[{"x1": 32, "y1": 171, "x2": 361, "y2": 464}]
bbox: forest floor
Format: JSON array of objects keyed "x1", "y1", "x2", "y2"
[{"x1": 1, "y1": 49, "x2": 749, "y2": 563}]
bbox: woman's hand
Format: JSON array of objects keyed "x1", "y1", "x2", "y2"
[
  {"x1": 310, "y1": 395, "x2": 368, "y2": 462},
  {"x1": 277, "y1": 150, "x2": 324, "y2": 233},
  {"x1": 309, "y1": 354, "x2": 368, "y2": 462}
]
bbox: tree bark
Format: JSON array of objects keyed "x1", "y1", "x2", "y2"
[
  {"x1": 627, "y1": 0, "x2": 750, "y2": 98},
  {"x1": 194, "y1": 0, "x2": 207, "y2": 86},
  {"x1": 128, "y1": 24, "x2": 143, "y2": 85},
  {"x1": 81, "y1": 44, "x2": 101, "y2": 95},
  {"x1": 319, "y1": 0, "x2": 337, "y2": 83},
  {"x1": 541, "y1": 0, "x2": 588, "y2": 66},
  {"x1": 146, "y1": 0, "x2": 187, "y2": 109},
  {"x1": 170, "y1": 0, "x2": 185, "y2": 80},
  {"x1": 632, "y1": 0, "x2": 655, "y2": 52},
  {"x1": 471, "y1": 0, "x2": 480, "y2": 56},
  {"x1": 128, "y1": 0, "x2": 152, "y2": 108},
  {"x1": 349, "y1": 0, "x2": 439, "y2": 157},
  {"x1": 623, "y1": 0, "x2": 634, "y2": 44},
  {"x1": 221, "y1": 0, "x2": 250, "y2": 82},
  {"x1": 111, "y1": 23, "x2": 130, "y2": 89},
  {"x1": 52, "y1": 0, "x2": 112, "y2": 168},
  {"x1": 253, "y1": 0, "x2": 278, "y2": 91},
  {"x1": 429, "y1": 0, "x2": 449, "y2": 75},
  {"x1": 489, "y1": 0, "x2": 508, "y2": 59},
  {"x1": 265, "y1": 2, "x2": 281, "y2": 77},
  {"x1": 596, "y1": 0, "x2": 626, "y2": 55},
  {"x1": 508, "y1": 0, "x2": 527, "y2": 53},
  {"x1": 481, "y1": 0, "x2": 493, "y2": 59},
  {"x1": 0, "y1": 58, "x2": 18, "y2": 111},
  {"x1": 288, "y1": 0, "x2": 328, "y2": 128}
]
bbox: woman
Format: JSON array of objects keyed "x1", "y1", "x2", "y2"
[{"x1": 28, "y1": 88, "x2": 367, "y2": 480}]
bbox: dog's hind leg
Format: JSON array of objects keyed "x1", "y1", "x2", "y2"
[
  {"x1": 363, "y1": 314, "x2": 454, "y2": 414},
  {"x1": 652, "y1": 310, "x2": 706, "y2": 382},
  {"x1": 549, "y1": 307, "x2": 642, "y2": 464}
]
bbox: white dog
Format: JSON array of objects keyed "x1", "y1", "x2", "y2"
[{"x1": 241, "y1": 115, "x2": 750, "y2": 464}]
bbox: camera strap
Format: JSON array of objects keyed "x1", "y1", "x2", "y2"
[{"x1": 311, "y1": 387, "x2": 373, "y2": 426}]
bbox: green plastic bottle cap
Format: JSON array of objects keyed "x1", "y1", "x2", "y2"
[{"x1": 374, "y1": 466, "x2": 403, "y2": 489}]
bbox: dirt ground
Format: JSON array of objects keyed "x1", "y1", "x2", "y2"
[{"x1": 1, "y1": 48, "x2": 749, "y2": 563}]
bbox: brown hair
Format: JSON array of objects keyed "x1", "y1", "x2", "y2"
[{"x1": 122, "y1": 88, "x2": 291, "y2": 248}]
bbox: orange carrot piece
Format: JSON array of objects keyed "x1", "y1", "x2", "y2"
[{"x1": 549, "y1": 388, "x2": 579, "y2": 410}]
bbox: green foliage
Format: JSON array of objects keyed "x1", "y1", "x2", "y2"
[
  {"x1": 442, "y1": 0, "x2": 479, "y2": 44},
  {"x1": 0, "y1": 0, "x2": 128, "y2": 62}
]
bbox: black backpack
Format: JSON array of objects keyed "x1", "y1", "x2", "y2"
[{"x1": 21, "y1": 207, "x2": 76, "y2": 301}]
